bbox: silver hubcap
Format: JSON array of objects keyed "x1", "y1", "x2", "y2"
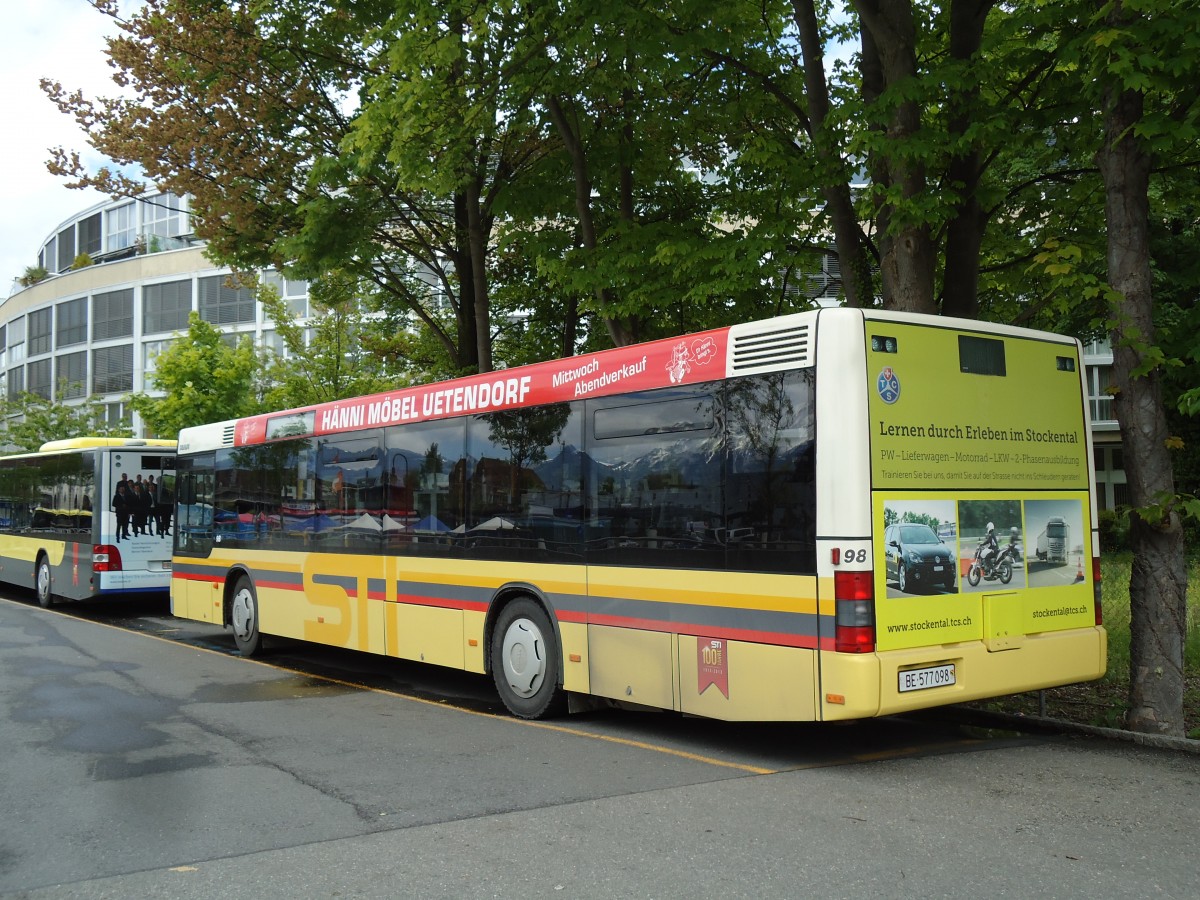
[
  {"x1": 500, "y1": 617, "x2": 547, "y2": 699},
  {"x1": 231, "y1": 588, "x2": 255, "y2": 640},
  {"x1": 37, "y1": 565, "x2": 49, "y2": 599}
]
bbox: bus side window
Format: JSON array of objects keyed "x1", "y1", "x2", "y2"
[
  {"x1": 586, "y1": 385, "x2": 725, "y2": 570},
  {"x1": 725, "y1": 370, "x2": 817, "y2": 575}
]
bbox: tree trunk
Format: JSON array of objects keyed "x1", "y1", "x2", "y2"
[
  {"x1": 465, "y1": 178, "x2": 492, "y2": 373},
  {"x1": 854, "y1": 0, "x2": 936, "y2": 312},
  {"x1": 792, "y1": 0, "x2": 876, "y2": 307},
  {"x1": 1098, "y1": 76, "x2": 1188, "y2": 736},
  {"x1": 546, "y1": 94, "x2": 636, "y2": 347},
  {"x1": 940, "y1": 0, "x2": 995, "y2": 319}
]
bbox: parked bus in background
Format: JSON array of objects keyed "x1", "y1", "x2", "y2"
[
  {"x1": 1037, "y1": 516, "x2": 1070, "y2": 564},
  {"x1": 0, "y1": 438, "x2": 176, "y2": 607},
  {"x1": 169, "y1": 309, "x2": 1105, "y2": 721}
]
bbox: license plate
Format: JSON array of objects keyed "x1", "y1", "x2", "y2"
[
  {"x1": 898, "y1": 664, "x2": 956, "y2": 693},
  {"x1": 932, "y1": 565, "x2": 944, "y2": 572}
]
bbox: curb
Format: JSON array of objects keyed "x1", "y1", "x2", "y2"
[{"x1": 948, "y1": 705, "x2": 1200, "y2": 754}]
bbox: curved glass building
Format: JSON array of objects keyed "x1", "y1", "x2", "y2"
[{"x1": 1, "y1": 191, "x2": 307, "y2": 436}]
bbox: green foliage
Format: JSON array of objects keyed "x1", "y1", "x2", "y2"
[
  {"x1": 257, "y1": 274, "x2": 405, "y2": 410},
  {"x1": 18, "y1": 265, "x2": 48, "y2": 287},
  {"x1": 70, "y1": 253, "x2": 94, "y2": 270},
  {"x1": 0, "y1": 391, "x2": 133, "y2": 453},
  {"x1": 127, "y1": 312, "x2": 265, "y2": 437}
]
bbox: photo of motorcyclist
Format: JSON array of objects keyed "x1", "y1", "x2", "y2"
[
  {"x1": 1004, "y1": 526, "x2": 1022, "y2": 563},
  {"x1": 980, "y1": 522, "x2": 998, "y2": 568}
]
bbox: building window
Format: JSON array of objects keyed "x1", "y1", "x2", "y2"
[
  {"x1": 27, "y1": 359, "x2": 52, "y2": 400},
  {"x1": 0, "y1": 324, "x2": 6, "y2": 369},
  {"x1": 93, "y1": 289, "x2": 134, "y2": 340},
  {"x1": 105, "y1": 202, "x2": 137, "y2": 252},
  {"x1": 143, "y1": 339, "x2": 176, "y2": 377},
  {"x1": 104, "y1": 402, "x2": 127, "y2": 428},
  {"x1": 7, "y1": 317, "x2": 24, "y2": 367},
  {"x1": 144, "y1": 192, "x2": 187, "y2": 238},
  {"x1": 56, "y1": 226, "x2": 76, "y2": 272},
  {"x1": 56, "y1": 298, "x2": 88, "y2": 348},
  {"x1": 93, "y1": 344, "x2": 134, "y2": 394},
  {"x1": 41, "y1": 237, "x2": 56, "y2": 273},
  {"x1": 262, "y1": 271, "x2": 310, "y2": 318},
  {"x1": 28, "y1": 308, "x2": 53, "y2": 357},
  {"x1": 78, "y1": 213, "x2": 102, "y2": 256},
  {"x1": 143, "y1": 280, "x2": 193, "y2": 334},
  {"x1": 58, "y1": 351, "x2": 87, "y2": 400},
  {"x1": 7, "y1": 366, "x2": 24, "y2": 400},
  {"x1": 199, "y1": 274, "x2": 255, "y2": 325}
]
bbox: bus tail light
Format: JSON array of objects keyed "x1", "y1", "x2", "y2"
[
  {"x1": 834, "y1": 570, "x2": 875, "y2": 653},
  {"x1": 93, "y1": 545, "x2": 123, "y2": 572},
  {"x1": 1093, "y1": 557, "x2": 1103, "y2": 626}
]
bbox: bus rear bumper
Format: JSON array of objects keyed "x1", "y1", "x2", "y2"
[{"x1": 820, "y1": 626, "x2": 1107, "y2": 721}]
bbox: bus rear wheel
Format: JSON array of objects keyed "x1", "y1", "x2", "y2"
[
  {"x1": 490, "y1": 597, "x2": 566, "y2": 719},
  {"x1": 230, "y1": 576, "x2": 263, "y2": 656},
  {"x1": 35, "y1": 556, "x2": 54, "y2": 609}
]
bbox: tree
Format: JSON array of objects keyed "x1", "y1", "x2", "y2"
[
  {"x1": 0, "y1": 392, "x2": 132, "y2": 453},
  {"x1": 1088, "y1": 0, "x2": 1197, "y2": 736},
  {"x1": 257, "y1": 276, "x2": 403, "y2": 411},
  {"x1": 128, "y1": 313, "x2": 264, "y2": 437}
]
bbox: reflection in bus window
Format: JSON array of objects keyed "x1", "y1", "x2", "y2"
[
  {"x1": 465, "y1": 402, "x2": 582, "y2": 561},
  {"x1": 587, "y1": 384, "x2": 725, "y2": 569}
]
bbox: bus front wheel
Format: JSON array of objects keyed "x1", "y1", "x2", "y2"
[
  {"x1": 230, "y1": 576, "x2": 263, "y2": 656},
  {"x1": 35, "y1": 556, "x2": 54, "y2": 609},
  {"x1": 490, "y1": 597, "x2": 566, "y2": 719}
]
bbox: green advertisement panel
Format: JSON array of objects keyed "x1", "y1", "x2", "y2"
[
  {"x1": 866, "y1": 322, "x2": 1089, "y2": 491},
  {"x1": 874, "y1": 491, "x2": 1094, "y2": 652}
]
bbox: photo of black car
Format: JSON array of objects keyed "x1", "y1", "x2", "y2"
[{"x1": 884, "y1": 522, "x2": 957, "y2": 594}]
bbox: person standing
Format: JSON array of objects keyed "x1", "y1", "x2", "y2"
[
  {"x1": 112, "y1": 482, "x2": 131, "y2": 541},
  {"x1": 131, "y1": 482, "x2": 150, "y2": 536}
]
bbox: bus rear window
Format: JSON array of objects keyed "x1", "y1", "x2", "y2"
[{"x1": 959, "y1": 335, "x2": 1006, "y2": 376}]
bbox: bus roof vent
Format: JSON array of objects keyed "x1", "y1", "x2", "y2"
[
  {"x1": 730, "y1": 322, "x2": 812, "y2": 373},
  {"x1": 221, "y1": 424, "x2": 237, "y2": 447}
]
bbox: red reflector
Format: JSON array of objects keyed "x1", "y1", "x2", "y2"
[
  {"x1": 835, "y1": 625, "x2": 876, "y2": 654},
  {"x1": 93, "y1": 544, "x2": 123, "y2": 573},
  {"x1": 1092, "y1": 557, "x2": 1103, "y2": 626},
  {"x1": 834, "y1": 569, "x2": 873, "y2": 601}
]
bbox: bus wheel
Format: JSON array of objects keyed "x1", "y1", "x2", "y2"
[
  {"x1": 490, "y1": 597, "x2": 566, "y2": 719},
  {"x1": 35, "y1": 556, "x2": 54, "y2": 609},
  {"x1": 230, "y1": 576, "x2": 263, "y2": 656}
]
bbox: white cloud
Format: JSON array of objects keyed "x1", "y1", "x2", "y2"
[{"x1": 1, "y1": 1, "x2": 137, "y2": 297}]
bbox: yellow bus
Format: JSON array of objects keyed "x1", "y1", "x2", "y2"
[
  {"x1": 0, "y1": 438, "x2": 177, "y2": 606},
  {"x1": 169, "y1": 309, "x2": 1105, "y2": 720}
]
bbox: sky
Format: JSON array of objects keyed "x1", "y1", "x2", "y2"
[{"x1": 1, "y1": 1, "x2": 131, "y2": 298}]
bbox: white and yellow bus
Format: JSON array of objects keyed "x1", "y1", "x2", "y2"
[
  {"x1": 0, "y1": 438, "x2": 177, "y2": 606},
  {"x1": 170, "y1": 309, "x2": 1105, "y2": 720}
]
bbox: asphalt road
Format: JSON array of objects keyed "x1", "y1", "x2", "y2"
[{"x1": 1, "y1": 593, "x2": 1197, "y2": 899}]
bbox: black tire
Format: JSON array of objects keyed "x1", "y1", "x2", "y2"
[
  {"x1": 967, "y1": 564, "x2": 981, "y2": 587},
  {"x1": 229, "y1": 576, "x2": 263, "y2": 656},
  {"x1": 490, "y1": 597, "x2": 566, "y2": 719},
  {"x1": 998, "y1": 559, "x2": 1014, "y2": 585},
  {"x1": 35, "y1": 556, "x2": 54, "y2": 609},
  {"x1": 897, "y1": 562, "x2": 908, "y2": 593}
]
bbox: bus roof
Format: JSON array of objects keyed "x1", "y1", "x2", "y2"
[
  {"x1": 36, "y1": 438, "x2": 178, "y2": 453},
  {"x1": 178, "y1": 308, "x2": 1081, "y2": 454}
]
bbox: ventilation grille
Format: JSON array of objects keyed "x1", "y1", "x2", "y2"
[
  {"x1": 221, "y1": 424, "x2": 237, "y2": 447},
  {"x1": 731, "y1": 323, "x2": 812, "y2": 372}
]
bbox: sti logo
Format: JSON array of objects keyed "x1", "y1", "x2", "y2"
[{"x1": 877, "y1": 367, "x2": 900, "y2": 404}]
